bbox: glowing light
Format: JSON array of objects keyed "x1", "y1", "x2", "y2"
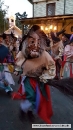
[
  {"x1": 49, "y1": 25, "x2": 53, "y2": 30},
  {"x1": 45, "y1": 27, "x2": 48, "y2": 30},
  {"x1": 41, "y1": 26, "x2": 44, "y2": 30},
  {"x1": 54, "y1": 26, "x2": 57, "y2": 30}
]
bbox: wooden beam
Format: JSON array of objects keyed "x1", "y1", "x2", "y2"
[{"x1": 20, "y1": 15, "x2": 73, "y2": 25}]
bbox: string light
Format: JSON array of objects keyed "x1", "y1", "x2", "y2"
[
  {"x1": 45, "y1": 27, "x2": 48, "y2": 30},
  {"x1": 53, "y1": 26, "x2": 57, "y2": 31},
  {"x1": 49, "y1": 25, "x2": 53, "y2": 30},
  {"x1": 41, "y1": 26, "x2": 44, "y2": 30}
]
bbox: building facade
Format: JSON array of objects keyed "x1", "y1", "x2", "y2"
[
  {"x1": 28, "y1": 0, "x2": 73, "y2": 17},
  {"x1": 5, "y1": 15, "x2": 22, "y2": 38},
  {"x1": 20, "y1": 0, "x2": 73, "y2": 34}
]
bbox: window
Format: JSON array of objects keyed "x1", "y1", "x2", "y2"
[
  {"x1": 46, "y1": 3, "x2": 55, "y2": 16},
  {"x1": 11, "y1": 19, "x2": 14, "y2": 22}
]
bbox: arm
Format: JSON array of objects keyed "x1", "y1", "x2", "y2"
[
  {"x1": 39, "y1": 52, "x2": 56, "y2": 83},
  {"x1": 39, "y1": 65, "x2": 56, "y2": 83}
]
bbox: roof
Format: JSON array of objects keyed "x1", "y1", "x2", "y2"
[
  {"x1": 4, "y1": 25, "x2": 22, "y2": 35},
  {"x1": 20, "y1": 14, "x2": 73, "y2": 25}
]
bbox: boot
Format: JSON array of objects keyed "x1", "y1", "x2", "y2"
[{"x1": 27, "y1": 111, "x2": 35, "y2": 122}]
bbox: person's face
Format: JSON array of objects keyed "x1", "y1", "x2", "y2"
[
  {"x1": 5, "y1": 36, "x2": 9, "y2": 45},
  {"x1": 70, "y1": 42, "x2": 73, "y2": 46},
  {"x1": 61, "y1": 36, "x2": 67, "y2": 42}
]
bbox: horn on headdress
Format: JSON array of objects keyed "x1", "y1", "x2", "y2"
[{"x1": 56, "y1": 29, "x2": 66, "y2": 37}]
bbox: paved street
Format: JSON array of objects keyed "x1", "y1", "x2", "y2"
[{"x1": 0, "y1": 75, "x2": 73, "y2": 130}]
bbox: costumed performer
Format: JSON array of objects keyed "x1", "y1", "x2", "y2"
[
  {"x1": 0, "y1": 34, "x2": 15, "y2": 96},
  {"x1": 12, "y1": 25, "x2": 56, "y2": 124},
  {"x1": 61, "y1": 34, "x2": 73, "y2": 78}
]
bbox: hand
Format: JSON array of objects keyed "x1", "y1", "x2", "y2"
[{"x1": 14, "y1": 71, "x2": 19, "y2": 76}]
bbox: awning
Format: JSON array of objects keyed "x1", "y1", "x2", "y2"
[{"x1": 20, "y1": 14, "x2": 73, "y2": 25}]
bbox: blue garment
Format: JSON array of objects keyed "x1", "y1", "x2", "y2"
[
  {"x1": 0, "y1": 45, "x2": 14, "y2": 63},
  {"x1": 0, "y1": 45, "x2": 14, "y2": 92},
  {"x1": 0, "y1": 45, "x2": 9, "y2": 62}
]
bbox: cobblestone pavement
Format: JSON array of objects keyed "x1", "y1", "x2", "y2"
[{"x1": 0, "y1": 75, "x2": 73, "y2": 130}]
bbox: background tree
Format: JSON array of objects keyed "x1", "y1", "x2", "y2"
[
  {"x1": 0, "y1": 0, "x2": 9, "y2": 33},
  {"x1": 15, "y1": 11, "x2": 28, "y2": 33}
]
